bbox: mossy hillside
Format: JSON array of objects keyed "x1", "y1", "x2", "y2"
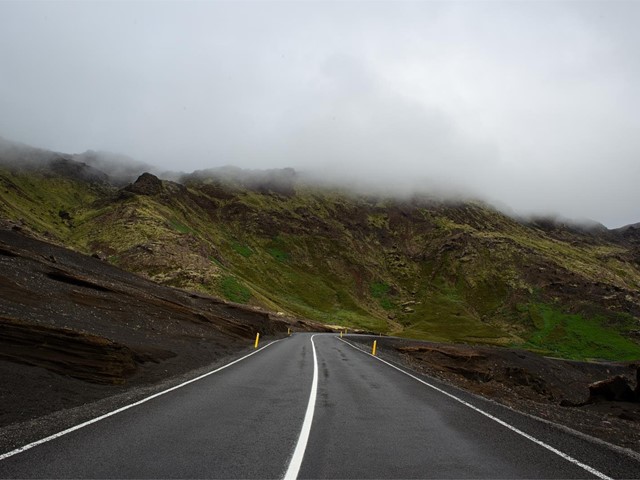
[
  {"x1": 0, "y1": 167, "x2": 196, "y2": 259},
  {"x1": 62, "y1": 185, "x2": 228, "y2": 293},
  {"x1": 87, "y1": 185, "x2": 640, "y2": 360},
  {"x1": 0, "y1": 167, "x2": 106, "y2": 239},
  {"x1": 2, "y1": 166, "x2": 640, "y2": 360},
  {"x1": 204, "y1": 190, "x2": 638, "y2": 351},
  {"x1": 394, "y1": 257, "x2": 515, "y2": 344},
  {"x1": 222, "y1": 189, "x2": 638, "y2": 352},
  {"x1": 219, "y1": 275, "x2": 252, "y2": 303},
  {"x1": 519, "y1": 303, "x2": 640, "y2": 361},
  {"x1": 220, "y1": 232, "x2": 391, "y2": 332}
]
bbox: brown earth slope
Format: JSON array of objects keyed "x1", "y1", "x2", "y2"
[{"x1": 0, "y1": 226, "x2": 323, "y2": 429}]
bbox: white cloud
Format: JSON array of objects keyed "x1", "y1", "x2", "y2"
[{"x1": 0, "y1": 0, "x2": 639, "y2": 227}]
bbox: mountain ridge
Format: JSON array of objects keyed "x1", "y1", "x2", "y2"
[{"x1": 1, "y1": 137, "x2": 640, "y2": 360}]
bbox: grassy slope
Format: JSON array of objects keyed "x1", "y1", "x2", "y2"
[
  {"x1": 520, "y1": 303, "x2": 640, "y2": 361},
  {"x1": 0, "y1": 167, "x2": 104, "y2": 240},
  {"x1": 1, "y1": 167, "x2": 640, "y2": 360}
]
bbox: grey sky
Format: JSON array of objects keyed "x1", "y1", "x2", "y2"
[{"x1": 1, "y1": 1, "x2": 639, "y2": 227}]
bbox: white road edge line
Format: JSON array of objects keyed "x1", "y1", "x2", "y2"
[
  {"x1": 0, "y1": 339, "x2": 282, "y2": 462},
  {"x1": 337, "y1": 337, "x2": 612, "y2": 480},
  {"x1": 283, "y1": 334, "x2": 319, "y2": 480}
]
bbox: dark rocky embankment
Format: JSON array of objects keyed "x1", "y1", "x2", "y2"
[{"x1": 0, "y1": 226, "x2": 324, "y2": 429}]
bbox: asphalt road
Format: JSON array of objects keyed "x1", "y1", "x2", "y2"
[{"x1": 1, "y1": 333, "x2": 639, "y2": 479}]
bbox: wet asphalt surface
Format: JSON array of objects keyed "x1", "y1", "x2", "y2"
[{"x1": 1, "y1": 333, "x2": 639, "y2": 479}]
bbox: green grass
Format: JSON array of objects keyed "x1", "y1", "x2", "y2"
[
  {"x1": 521, "y1": 303, "x2": 640, "y2": 361},
  {"x1": 370, "y1": 281, "x2": 395, "y2": 310},
  {"x1": 267, "y1": 247, "x2": 289, "y2": 262},
  {"x1": 401, "y1": 316, "x2": 508, "y2": 344},
  {"x1": 231, "y1": 241, "x2": 253, "y2": 257},
  {"x1": 370, "y1": 282, "x2": 390, "y2": 297},
  {"x1": 264, "y1": 236, "x2": 291, "y2": 262},
  {"x1": 395, "y1": 274, "x2": 512, "y2": 344},
  {"x1": 0, "y1": 168, "x2": 103, "y2": 239},
  {"x1": 209, "y1": 256, "x2": 223, "y2": 267},
  {"x1": 168, "y1": 218, "x2": 193, "y2": 234},
  {"x1": 331, "y1": 309, "x2": 387, "y2": 332},
  {"x1": 219, "y1": 275, "x2": 252, "y2": 303},
  {"x1": 367, "y1": 213, "x2": 388, "y2": 229}
]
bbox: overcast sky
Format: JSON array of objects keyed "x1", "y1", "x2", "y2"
[{"x1": 1, "y1": 1, "x2": 639, "y2": 227}]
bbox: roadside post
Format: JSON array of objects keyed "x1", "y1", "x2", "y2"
[
  {"x1": 372, "y1": 340, "x2": 377, "y2": 356},
  {"x1": 254, "y1": 332, "x2": 260, "y2": 349}
]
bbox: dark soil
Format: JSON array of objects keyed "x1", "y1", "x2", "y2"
[
  {"x1": 351, "y1": 337, "x2": 640, "y2": 454},
  {"x1": 0, "y1": 227, "x2": 324, "y2": 430}
]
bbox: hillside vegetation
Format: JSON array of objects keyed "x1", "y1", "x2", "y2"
[{"x1": 2, "y1": 138, "x2": 640, "y2": 360}]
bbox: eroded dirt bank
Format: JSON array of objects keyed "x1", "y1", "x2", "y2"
[
  {"x1": 349, "y1": 336, "x2": 640, "y2": 453},
  {"x1": 0, "y1": 227, "x2": 324, "y2": 432}
]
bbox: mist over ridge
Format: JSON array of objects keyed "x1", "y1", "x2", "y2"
[
  {"x1": 2, "y1": 1, "x2": 640, "y2": 227},
  {"x1": 0, "y1": 133, "x2": 631, "y2": 232}
]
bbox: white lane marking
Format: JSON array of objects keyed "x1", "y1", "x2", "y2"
[
  {"x1": 337, "y1": 337, "x2": 612, "y2": 480},
  {"x1": 283, "y1": 334, "x2": 319, "y2": 480},
  {"x1": 0, "y1": 340, "x2": 282, "y2": 462}
]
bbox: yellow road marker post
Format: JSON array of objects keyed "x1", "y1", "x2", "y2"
[
  {"x1": 372, "y1": 340, "x2": 377, "y2": 356},
  {"x1": 340, "y1": 331, "x2": 343, "y2": 338},
  {"x1": 288, "y1": 327, "x2": 291, "y2": 336},
  {"x1": 254, "y1": 332, "x2": 260, "y2": 349}
]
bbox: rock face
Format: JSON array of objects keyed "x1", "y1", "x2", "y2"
[
  {"x1": 587, "y1": 368, "x2": 640, "y2": 403},
  {"x1": 0, "y1": 316, "x2": 140, "y2": 385},
  {"x1": 125, "y1": 172, "x2": 163, "y2": 195}
]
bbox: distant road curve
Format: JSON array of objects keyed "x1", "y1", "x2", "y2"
[{"x1": 1, "y1": 333, "x2": 639, "y2": 479}]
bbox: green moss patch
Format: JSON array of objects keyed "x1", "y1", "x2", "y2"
[
  {"x1": 168, "y1": 218, "x2": 193, "y2": 234},
  {"x1": 521, "y1": 303, "x2": 640, "y2": 361},
  {"x1": 231, "y1": 241, "x2": 253, "y2": 257},
  {"x1": 219, "y1": 276, "x2": 252, "y2": 303},
  {"x1": 370, "y1": 281, "x2": 395, "y2": 310}
]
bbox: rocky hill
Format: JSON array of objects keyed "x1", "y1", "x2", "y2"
[{"x1": 2, "y1": 137, "x2": 640, "y2": 361}]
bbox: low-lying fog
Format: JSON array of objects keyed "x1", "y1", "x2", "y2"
[{"x1": 1, "y1": 1, "x2": 639, "y2": 228}]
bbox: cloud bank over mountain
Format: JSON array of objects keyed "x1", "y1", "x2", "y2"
[{"x1": 1, "y1": 1, "x2": 639, "y2": 227}]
